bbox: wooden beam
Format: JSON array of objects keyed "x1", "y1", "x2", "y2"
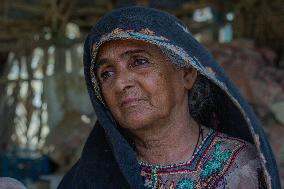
[
  {"x1": 0, "y1": 30, "x2": 40, "y2": 40},
  {"x1": 7, "y1": 2, "x2": 46, "y2": 15},
  {"x1": 0, "y1": 17, "x2": 45, "y2": 27},
  {"x1": 73, "y1": 7, "x2": 106, "y2": 16},
  {"x1": 58, "y1": 0, "x2": 78, "y2": 35},
  {"x1": 0, "y1": 37, "x2": 84, "y2": 52},
  {"x1": 71, "y1": 17, "x2": 100, "y2": 27}
]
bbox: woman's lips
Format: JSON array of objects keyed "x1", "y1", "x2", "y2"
[{"x1": 120, "y1": 98, "x2": 144, "y2": 108}]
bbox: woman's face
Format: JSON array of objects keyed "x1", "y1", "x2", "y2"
[{"x1": 96, "y1": 39, "x2": 196, "y2": 131}]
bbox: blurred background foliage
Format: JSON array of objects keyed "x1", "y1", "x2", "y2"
[{"x1": 0, "y1": 0, "x2": 283, "y2": 188}]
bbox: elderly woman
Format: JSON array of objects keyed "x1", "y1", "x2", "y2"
[{"x1": 58, "y1": 7, "x2": 280, "y2": 189}]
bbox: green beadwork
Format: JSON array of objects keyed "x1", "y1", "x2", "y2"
[
  {"x1": 176, "y1": 178, "x2": 195, "y2": 189},
  {"x1": 151, "y1": 167, "x2": 158, "y2": 189},
  {"x1": 202, "y1": 142, "x2": 231, "y2": 179}
]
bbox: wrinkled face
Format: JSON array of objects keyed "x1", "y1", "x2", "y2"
[{"x1": 96, "y1": 39, "x2": 196, "y2": 131}]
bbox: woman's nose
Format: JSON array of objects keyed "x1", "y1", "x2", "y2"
[{"x1": 114, "y1": 69, "x2": 135, "y2": 92}]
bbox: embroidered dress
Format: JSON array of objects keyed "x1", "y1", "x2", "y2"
[{"x1": 139, "y1": 129, "x2": 261, "y2": 189}]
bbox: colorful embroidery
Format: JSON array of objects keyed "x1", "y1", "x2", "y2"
[
  {"x1": 139, "y1": 28, "x2": 156, "y2": 35},
  {"x1": 201, "y1": 142, "x2": 231, "y2": 180},
  {"x1": 206, "y1": 66, "x2": 217, "y2": 76},
  {"x1": 140, "y1": 130, "x2": 248, "y2": 189},
  {"x1": 176, "y1": 178, "x2": 194, "y2": 189}
]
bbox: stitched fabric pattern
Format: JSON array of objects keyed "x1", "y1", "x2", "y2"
[{"x1": 140, "y1": 130, "x2": 259, "y2": 189}]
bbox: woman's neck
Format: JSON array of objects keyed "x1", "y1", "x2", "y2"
[{"x1": 132, "y1": 116, "x2": 200, "y2": 166}]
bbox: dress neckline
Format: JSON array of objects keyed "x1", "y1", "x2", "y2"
[{"x1": 138, "y1": 128, "x2": 215, "y2": 169}]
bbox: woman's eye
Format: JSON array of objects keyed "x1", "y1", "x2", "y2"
[
  {"x1": 132, "y1": 58, "x2": 149, "y2": 67},
  {"x1": 99, "y1": 71, "x2": 114, "y2": 81}
]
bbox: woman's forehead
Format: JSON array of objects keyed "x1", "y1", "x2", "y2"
[{"x1": 95, "y1": 39, "x2": 164, "y2": 60}]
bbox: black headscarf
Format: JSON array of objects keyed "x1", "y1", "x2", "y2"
[{"x1": 58, "y1": 6, "x2": 280, "y2": 189}]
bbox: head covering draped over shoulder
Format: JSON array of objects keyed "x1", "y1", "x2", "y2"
[{"x1": 58, "y1": 6, "x2": 280, "y2": 189}]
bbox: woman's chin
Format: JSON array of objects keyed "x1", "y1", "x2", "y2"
[
  {"x1": 120, "y1": 114, "x2": 155, "y2": 131},
  {"x1": 115, "y1": 106, "x2": 168, "y2": 131},
  {"x1": 125, "y1": 120, "x2": 148, "y2": 130}
]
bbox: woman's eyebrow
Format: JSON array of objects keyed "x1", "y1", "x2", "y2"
[
  {"x1": 95, "y1": 58, "x2": 109, "y2": 71},
  {"x1": 121, "y1": 49, "x2": 152, "y2": 58},
  {"x1": 95, "y1": 48, "x2": 152, "y2": 70}
]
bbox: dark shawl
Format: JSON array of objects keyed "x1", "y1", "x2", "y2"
[{"x1": 58, "y1": 6, "x2": 280, "y2": 189}]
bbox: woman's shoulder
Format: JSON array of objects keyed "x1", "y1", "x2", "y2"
[
  {"x1": 213, "y1": 130, "x2": 259, "y2": 161},
  {"x1": 206, "y1": 129, "x2": 262, "y2": 180},
  {"x1": 199, "y1": 128, "x2": 261, "y2": 175},
  {"x1": 198, "y1": 129, "x2": 262, "y2": 188},
  {"x1": 200, "y1": 128, "x2": 260, "y2": 167},
  {"x1": 208, "y1": 130, "x2": 262, "y2": 188}
]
